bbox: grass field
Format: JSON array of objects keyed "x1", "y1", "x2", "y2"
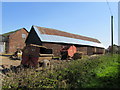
[{"x1": 2, "y1": 54, "x2": 120, "y2": 88}]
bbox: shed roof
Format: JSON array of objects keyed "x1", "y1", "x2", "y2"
[
  {"x1": 2, "y1": 30, "x2": 19, "y2": 37},
  {"x1": 33, "y1": 25, "x2": 105, "y2": 48}
]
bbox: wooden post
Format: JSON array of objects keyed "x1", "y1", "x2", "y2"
[{"x1": 111, "y1": 16, "x2": 114, "y2": 55}]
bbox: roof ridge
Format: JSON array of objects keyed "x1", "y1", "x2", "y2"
[{"x1": 2, "y1": 28, "x2": 27, "y2": 37}]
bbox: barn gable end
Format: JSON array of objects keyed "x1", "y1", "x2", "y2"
[{"x1": 25, "y1": 26, "x2": 42, "y2": 45}]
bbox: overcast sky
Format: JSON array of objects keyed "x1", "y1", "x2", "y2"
[{"x1": 1, "y1": 2, "x2": 118, "y2": 48}]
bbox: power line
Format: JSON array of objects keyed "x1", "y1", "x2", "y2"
[{"x1": 106, "y1": 0, "x2": 113, "y2": 16}]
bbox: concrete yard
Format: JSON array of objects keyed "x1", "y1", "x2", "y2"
[{"x1": 0, "y1": 54, "x2": 21, "y2": 68}]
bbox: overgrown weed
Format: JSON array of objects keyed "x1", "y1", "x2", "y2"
[{"x1": 2, "y1": 54, "x2": 120, "y2": 88}]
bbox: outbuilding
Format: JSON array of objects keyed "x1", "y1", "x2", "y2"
[
  {"x1": 25, "y1": 25, "x2": 105, "y2": 57},
  {"x1": 2, "y1": 28, "x2": 28, "y2": 53}
]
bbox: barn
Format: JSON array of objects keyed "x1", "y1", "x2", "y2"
[
  {"x1": 25, "y1": 25, "x2": 105, "y2": 57},
  {"x1": 2, "y1": 28, "x2": 28, "y2": 53}
]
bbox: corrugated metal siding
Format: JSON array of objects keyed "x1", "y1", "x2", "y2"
[
  {"x1": 0, "y1": 42, "x2": 5, "y2": 53},
  {"x1": 0, "y1": 45, "x2": 4, "y2": 53},
  {"x1": 34, "y1": 26, "x2": 105, "y2": 48}
]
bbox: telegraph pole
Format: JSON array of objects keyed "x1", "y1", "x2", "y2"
[{"x1": 111, "y1": 16, "x2": 113, "y2": 54}]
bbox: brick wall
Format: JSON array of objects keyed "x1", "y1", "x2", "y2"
[
  {"x1": 42, "y1": 42, "x2": 105, "y2": 57},
  {"x1": 96, "y1": 47, "x2": 105, "y2": 54},
  {"x1": 87, "y1": 47, "x2": 94, "y2": 55},
  {"x1": 7, "y1": 28, "x2": 28, "y2": 53},
  {"x1": 76, "y1": 46, "x2": 87, "y2": 55},
  {"x1": 43, "y1": 43, "x2": 88, "y2": 57}
]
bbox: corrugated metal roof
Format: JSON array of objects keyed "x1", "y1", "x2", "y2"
[
  {"x1": 34, "y1": 26, "x2": 105, "y2": 48},
  {"x1": 35, "y1": 26, "x2": 101, "y2": 43}
]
